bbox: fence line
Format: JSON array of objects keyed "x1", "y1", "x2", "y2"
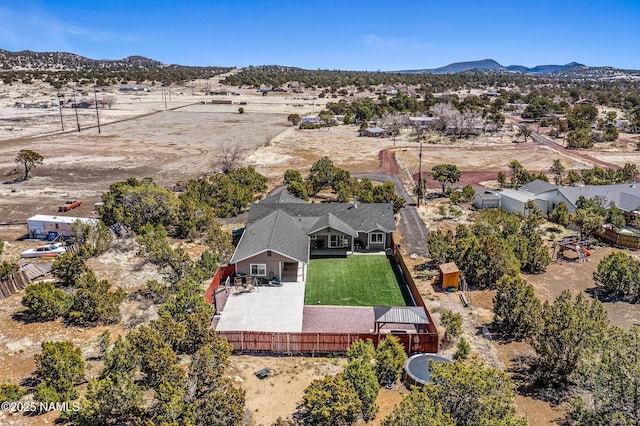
[
  {"x1": 211, "y1": 243, "x2": 439, "y2": 355},
  {"x1": 216, "y1": 331, "x2": 438, "y2": 355},
  {"x1": 599, "y1": 228, "x2": 640, "y2": 250},
  {"x1": 0, "y1": 270, "x2": 30, "y2": 301}
]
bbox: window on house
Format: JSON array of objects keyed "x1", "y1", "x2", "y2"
[
  {"x1": 310, "y1": 235, "x2": 318, "y2": 240},
  {"x1": 250, "y1": 264, "x2": 267, "y2": 276},
  {"x1": 329, "y1": 235, "x2": 345, "y2": 248},
  {"x1": 370, "y1": 232, "x2": 384, "y2": 244}
]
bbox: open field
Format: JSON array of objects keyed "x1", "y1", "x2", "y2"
[
  {"x1": 304, "y1": 255, "x2": 408, "y2": 306},
  {"x1": 2, "y1": 77, "x2": 640, "y2": 425}
]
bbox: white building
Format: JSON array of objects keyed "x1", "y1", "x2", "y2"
[{"x1": 27, "y1": 215, "x2": 99, "y2": 240}]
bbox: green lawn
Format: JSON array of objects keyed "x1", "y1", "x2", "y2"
[{"x1": 305, "y1": 255, "x2": 410, "y2": 306}]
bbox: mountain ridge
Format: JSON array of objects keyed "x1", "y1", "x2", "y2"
[
  {"x1": 0, "y1": 49, "x2": 166, "y2": 71},
  {"x1": 398, "y1": 59, "x2": 586, "y2": 74}
]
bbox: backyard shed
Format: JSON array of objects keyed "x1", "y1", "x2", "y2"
[
  {"x1": 438, "y1": 262, "x2": 460, "y2": 291},
  {"x1": 26, "y1": 215, "x2": 99, "y2": 240}
]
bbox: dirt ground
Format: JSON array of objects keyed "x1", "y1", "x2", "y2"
[{"x1": 2, "y1": 77, "x2": 640, "y2": 425}]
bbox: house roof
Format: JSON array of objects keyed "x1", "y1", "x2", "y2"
[
  {"x1": 27, "y1": 215, "x2": 98, "y2": 225},
  {"x1": 248, "y1": 202, "x2": 396, "y2": 234},
  {"x1": 230, "y1": 209, "x2": 309, "y2": 265},
  {"x1": 308, "y1": 212, "x2": 357, "y2": 237},
  {"x1": 231, "y1": 200, "x2": 396, "y2": 265},
  {"x1": 374, "y1": 306, "x2": 430, "y2": 325},
  {"x1": 499, "y1": 189, "x2": 541, "y2": 203},
  {"x1": 475, "y1": 192, "x2": 500, "y2": 201},
  {"x1": 558, "y1": 183, "x2": 640, "y2": 212},
  {"x1": 519, "y1": 179, "x2": 558, "y2": 195},
  {"x1": 260, "y1": 191, "x2": 307, "y2": 204}
]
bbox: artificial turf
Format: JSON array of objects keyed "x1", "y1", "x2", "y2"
[{"x1": 304, "y1": 255, "x2": 410, "y2": 306}]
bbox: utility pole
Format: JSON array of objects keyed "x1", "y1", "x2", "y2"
[
  {"x1": 417, "y1": 141, "x2": 423, "y2": 207},
  {"x1": 57, "y1": 93, "x2": 64, "y2": 132},
  {"x1": 73, "y1": 86, "x2": 80, "y2": 132},
  {"x1": 94, "y1": 83, "x2": 101, "y2": 134}
]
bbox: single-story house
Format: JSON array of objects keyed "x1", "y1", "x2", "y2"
[
  {"x1": 27, "y1": 215, "x2": 99, "y2": 240},
  {"x1": 229, "y1": 192, "x2": 397, "y2": 282},
  {"x1": 487, "y1": 179, "x2": 640, "y2": 221},
  {"x1": 359, "y1": 127, "x2": 387, "y2": 137},
  {"x1": 409, "y1": 116, "x2": 438, "y2": 127}
]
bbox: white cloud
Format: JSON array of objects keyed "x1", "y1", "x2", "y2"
[{"x1": 0, "y1": 6, "x2": 138, "y2": 52}]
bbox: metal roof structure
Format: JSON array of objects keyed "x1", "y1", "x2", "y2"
[
  {"x1": 519, "y1": 179, "x2": 558, "y2": 195},
  {"x1": 373, "y1": 306, "x2": 430, "y2": 332},
  {"x1": 27, "y1": 215, "x2": 98, "y2": 225}
]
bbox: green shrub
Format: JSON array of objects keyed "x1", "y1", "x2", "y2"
[{"x1": 22, "y1": 281, "x2": 73, "y2": 321}]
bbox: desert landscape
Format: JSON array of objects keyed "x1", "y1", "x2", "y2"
[{"x1": 2, "y1": 57, "x2": 640, "y2": 426}]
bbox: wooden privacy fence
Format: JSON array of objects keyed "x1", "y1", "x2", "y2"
[
  {"x1": 204, "y1": 265, "x2": 235, "y2": 304},
  {"x1": 391, "y1": 240, "x2": 439, "y2": 338},
  {"x1": 0, "y1": 263, "x2": 55, "y2": 301},
  {"x1": 216, "y1": 331, "x2": 439, "y2": 355},
  {"x1": 0, "y1": 270, "x2": 31, "y2": 301},
  {"x1": 599, "y1": 228, "x2": 640, "y2": 250}
]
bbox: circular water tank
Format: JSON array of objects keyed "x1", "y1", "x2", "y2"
[{"x1": 403, "y1": 353, "x2": 452, "y2": 386}]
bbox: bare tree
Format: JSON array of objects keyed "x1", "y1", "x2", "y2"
[
  {"x1": 430, "y1": 102, "x2": 482, "y2": 138},
  {"x1": 102, "y1": 95, "x2": 117, "y2": 109},
  {"x1": 381, "y1": 112, "x2": 409, "y2": 146},
  {"x1": 217, "y1": 141, "x2": 245, "y2": 173}
]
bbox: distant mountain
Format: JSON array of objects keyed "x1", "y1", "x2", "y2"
[
  {"x1": 399, "y1": 59, "x2": 585, "y2": 75},
  {"x1": 0, "y1": 49, "x2": 165, "y2": 71},
  {"x1": 506, "y1": 62, "x2": 585, "y2": 73}
]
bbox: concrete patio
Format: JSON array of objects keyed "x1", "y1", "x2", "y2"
[{"x1": 215, "y1": 281, "x2": 305, "y2": 332}]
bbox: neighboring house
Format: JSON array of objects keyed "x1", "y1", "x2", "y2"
[
  {"x1": 498, "y1": 189, "x2": 549, "y2": 215},
  {"x1": 490, "y1": 179, "x2": 640, "y2": 221},
  {"x1": 27, "y1": 215, "x2": 99, "y2": 239},
  {"x1": 616, "y1": 119, "x2": 630, "y2": 128},
  {"x1": 359, "y1": 127, "x2": 387, "y2": 137},
  {"x1": 229, "y1": 192, "x2": 397, "y2": 282},
  {"x1": 409, "y1": 116, "x2": 438, "y2": 127}
]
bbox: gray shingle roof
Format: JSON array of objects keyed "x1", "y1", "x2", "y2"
[
  {"x1": 248, "y1": 202, "x2": 396, "y2": 234},
  {"x1": 308, "y1": 213, "x2": 357, "y2": 237},
  {"x1": 260, "y1": 191, "x2": 307, "y2": 204},
  {"x1": 231, "y1": 201, "x2": 397, "y2": 265},
  {"x1": 230, "y1": 209, "x2": 309, "y2": 264}
]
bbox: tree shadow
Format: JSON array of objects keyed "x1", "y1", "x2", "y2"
[
  {"x1": 3, "y1": 177, "x2": 26, "y2": 185},
  {"x1": 506, "y1": 354, "x2": 571, "y2": 406},
  {"x1": 11, "y1": 310, "x2": 43, "y2": 325}
]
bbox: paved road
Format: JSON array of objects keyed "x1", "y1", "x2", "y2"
[{"x1": 356, "y1": 170, "x2": 429, "y2": 259}]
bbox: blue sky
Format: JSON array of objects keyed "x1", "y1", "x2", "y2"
[{"x1": 2, "y1": 1, "x2": 640, "y2": 70}]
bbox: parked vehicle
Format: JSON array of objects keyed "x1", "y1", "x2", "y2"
[
  {"x1": 58, "y1": 200, "x2": 81, "y2": 212},
  {"x1": 20, "y1": 243, "x2": 66, "y2": 258}
]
